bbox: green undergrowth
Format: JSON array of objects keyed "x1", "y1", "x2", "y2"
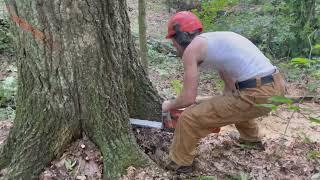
[
  {"x1": 278, "y1": 54, "x2": 320, "y2": 94},
  {"x1": 193, "y1": 0, "x2": 320, "y2": 59},
  {"x1": 279, "y1": 58, "x2": 320, "y2": 80},
  {"x1": 0, "y1": 18, "x2": 13, "y2": 54},
  {"x1": 0, "y1": 107, "x2": 15, "y2": 121},
  {"x1": 0, "y1": 75, "x2": 16, "y2": 121}
]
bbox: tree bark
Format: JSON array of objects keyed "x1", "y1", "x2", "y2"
[
  {"x1": 138, "y1": 0, "x2": 148, "y2": 71},
  {"x1": 0, "y1": 0, "x2": 161, "y2": 179},
  {"x1": 288, "y1": 0, "x2": 318, "y2": 56}
]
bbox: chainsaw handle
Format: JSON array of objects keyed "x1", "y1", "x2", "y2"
[
  {"x1": 162, "y1": 110, "x2": 221, "y2": 133},
  {"x1": 162, "y1": 112, "x2": 171, "y2": 120}
]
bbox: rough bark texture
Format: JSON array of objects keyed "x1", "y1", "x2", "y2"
[{"x1": 0, "y1": 0, "x2": 161, "y2": 179}]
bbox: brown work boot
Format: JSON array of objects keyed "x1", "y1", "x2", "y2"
[{"x1": 165, "y1": 160, "x2": 193, "y2": 174}]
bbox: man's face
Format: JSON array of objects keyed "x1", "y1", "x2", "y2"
[{"x1": 171, "y1": 39, "x2": 184, "y2": 57}]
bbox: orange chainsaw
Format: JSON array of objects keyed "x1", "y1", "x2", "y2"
[{"x1": 130, "y1": 109, "x2": 220, "y2": 133}]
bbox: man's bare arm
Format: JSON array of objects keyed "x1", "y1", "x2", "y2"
[{"x1": 165, "y1": 37, "x2": 207, "y2": 110}]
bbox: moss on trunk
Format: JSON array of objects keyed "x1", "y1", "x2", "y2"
[{"x1": 0, "y1": 0, "x2": 161, "y2": 179}]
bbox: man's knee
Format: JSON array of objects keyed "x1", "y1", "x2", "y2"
[{"x1": 178, "y1": 109, "x2": 199, "y2": 129}]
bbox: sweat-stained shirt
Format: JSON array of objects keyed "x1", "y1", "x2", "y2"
[{"x1": 198, "y1": 32, "x2": 276, "y2": 82}]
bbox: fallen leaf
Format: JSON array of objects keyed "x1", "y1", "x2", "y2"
[
  {"x1": 76, "y1": 175, "x2": 86, "y2": 180},
  {"x1": 126, "y1": 166, "x2": 136, "y2": 178}
]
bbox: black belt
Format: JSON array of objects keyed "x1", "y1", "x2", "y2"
[{"x1": 236, "y1": 74, "x2": 274, "y2": 90}]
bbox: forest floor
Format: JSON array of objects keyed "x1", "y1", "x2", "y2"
[{"x1": 0, "y1": 0, "x2": 320, "y2": 179}]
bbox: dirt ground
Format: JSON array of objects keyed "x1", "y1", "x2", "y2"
[{"x1": 0, "y1": 0, "x2": 320, "y2": 179}]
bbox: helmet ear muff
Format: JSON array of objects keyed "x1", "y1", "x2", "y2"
[{"x1": 173, "y1": 23, "x2": 192, "y2": 49}]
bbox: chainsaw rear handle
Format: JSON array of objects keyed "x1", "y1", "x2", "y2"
[{"x1": 162, "y1": 109, "x2": 220, "y2": 133}]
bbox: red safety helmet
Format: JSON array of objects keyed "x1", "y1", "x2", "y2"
[{"x1": 165, "y1": 11, "x2": 203, "y2": 39}]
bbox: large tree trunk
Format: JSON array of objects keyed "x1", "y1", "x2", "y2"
[{"x1": 0, "y1": 0, "x2": 162, "y2": 179}]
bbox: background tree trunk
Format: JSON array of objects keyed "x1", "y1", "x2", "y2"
[
  {"x1": 0, "y1": 0, "x2": 161, "y2": 179},
  {"x1": 288, "y1": 0, "x2": 318, "y2": 55},
  {"x1": 138, "y1": 0, "x2": 148, "y2": 71}
]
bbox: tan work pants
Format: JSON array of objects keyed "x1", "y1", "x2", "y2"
[{"x1": 170, "y1": 72, "x2": 286, "y2": 166}]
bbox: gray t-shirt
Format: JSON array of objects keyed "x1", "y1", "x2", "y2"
[{"x1": 199, "y1": 32, "x2": 275, "y2": 82}]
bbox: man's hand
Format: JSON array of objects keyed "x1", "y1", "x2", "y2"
[{"x1": 162, "y1": 100, "x2": 172, "y2": 112}]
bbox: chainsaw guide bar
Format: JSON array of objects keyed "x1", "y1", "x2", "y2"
[{"x1": 129, "y1": 118, "x2": 163, "y2": 129}]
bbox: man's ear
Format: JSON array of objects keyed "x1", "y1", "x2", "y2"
[{"x1": 173, "y1": 23, "x2": 181, "y2": 33}]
